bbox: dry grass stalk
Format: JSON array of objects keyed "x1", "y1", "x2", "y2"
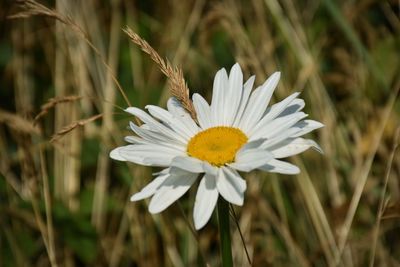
[
  {"x1": 39, "y1": 148, "x2": 58, "y2": 267},
  {"x1": 123, "y1": 27, "x2": 197, "y2": 120},
  {"x1": 369, "y1": 127, "x2": 400, "y2": 267},
  {"x1": 9, "y1": 0, "x2": 85, "y2": 37},
  {"x1": 11, "y1": 2, "x2": 195, "y2": 118},
  {"x1": 34, "y1": 95, "x2": 82, "y2": 123},
  {"x1": 50, "y1": 113, "x2": 103, "y2": 143},
  {"x1": 0, "y1": 109, "x2": 41, "y2": 135},
  {"x1": 381, "y1": 201, "x2": 400, "y2": 219},
  {"x1": 10, "y1": 0, "x2": 131, "y2": 107},
  {"x1": 335, "y1": 80, "x2": 400, "y2": 264}
]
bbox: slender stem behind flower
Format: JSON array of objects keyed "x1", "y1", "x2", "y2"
[{"x1": 217, "y1": 198, "x2": 233, "y2": 267}]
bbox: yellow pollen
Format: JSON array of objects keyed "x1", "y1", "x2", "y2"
[{"x1": 187, "y1": 127, "x2": 248, "y2": 166}]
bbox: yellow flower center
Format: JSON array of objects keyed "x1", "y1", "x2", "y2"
[{"x1": 187, "y1": 127, "x2": 248, "y2": 166}]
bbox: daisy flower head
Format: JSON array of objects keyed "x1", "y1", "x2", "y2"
[{"x1": 110, "y1": 63, "x2": 323, "y2": 230}]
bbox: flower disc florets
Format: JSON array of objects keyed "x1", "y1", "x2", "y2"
[{"x1": 187, "y1": 127, "x2": 248, "y2": 166}]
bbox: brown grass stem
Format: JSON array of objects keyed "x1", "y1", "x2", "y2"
[
  {"x1": 10, "y1": 0, "x2": 132, "y2": 107},
  {"x1": 39, "y1": 148, "x2": 58, "y2": 267},
  {"x1": 123, "y1": 27, "x2": 196, "y2": 120},
  {"x1": 335, "y1": 80, "x2": 400, "y2": 265},
  {"x1": 369, "y1": 127, "x2": 400, "y2": 267}
]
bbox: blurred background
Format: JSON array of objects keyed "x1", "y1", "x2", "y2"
[{"x1": 0, "y1": 0, "x2": 399, "y2": 266}]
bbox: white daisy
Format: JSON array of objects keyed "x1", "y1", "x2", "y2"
[{"x1": 110, "y1": 63, "x2": 323, "y2": 230}]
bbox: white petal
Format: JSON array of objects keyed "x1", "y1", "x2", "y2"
[
  {"x1": 230, "y1": 148, "x2": 273, "y2": 172},
  {"x1": 223, "y1": 167, "x2": 247, "y2": 192},
  {"x1": 124, "y1": 136, "x2": 146, "y2": 144},
  {"x1": 292, "y1": 119, "x2": 324, "y2": 137},
  {"x1": 237, "y1": 138, "x2": 266, "y2": 150},
  {"x1": 210, "y1": 68, "x2": 228, "y2": 126},
  {"x1": 250, "y1": 111, "x2": 308, "y2": 140},
  {"x1": 260, "y1": 127, "x2": 303, "y2": 149},
  {"x1": 170, "y1": 156, "x2": 221, "y2": 177},
  {"x1": 269, "y1": 138, "x2": 323, "y2": 158},
  {"x1": 277, "y1": 98, "x2": 305, "y2": 117},
  {"x1": 216, "y1": 167, "x2": 246, "y2": 205},
  {"x1": 192, "y1": 93, "x2": 212, "y2": 129},
  {"x1": 224, "y1": 63, "x2": 243, "y2": 125},
  {"x1": 193, "y1": 174, "x2": 219, "y2": 230},
  {"x1": 258, "y1": 159, "x2": 300, "y2": 175},
  {"x1": 129, "y1": 121, "x2": 171, "y2": 143},
  {"x1": 118, "y1": 144, "x2": 185, "y2": 166},
  {"x1": 233, "y1": 75, "x2": 255, "y2": 127},
  {"x1": 239, "y1": 72, "x2": 280, "y2": 133},
  {"x1": 146, "y1": 105, "x2": 194, "y2": 140},
  {"x1": 130, "y1": 173, "x2": 169, "y2": 201},
  {"x1": 170, "y1": 156, "x2": 204, "y2": 173},
  {"x1": 252, "y1": 92, "x2": 300, "y2": 134},
  {"x1": 202, "y1": 162, "x2": 218, "y2": 176},
  {"x1": 167, "y1": 98, "x2": 200, "y2": 136},
  {"x1": 110, "y1": 147, "x2": 127, "y2": 161},
  {"x1": 152, "y1": 168, "x2": 170, "y2": 176},
  {"x1": 129, "y1": 126, "x2": 186, "y2": 151},
  {"x1": 148, "y1": 172, "x2": 198, "y2": 213},
  {"x1": 126, "y1": 107, "x2": 187, "y2": 143},
  {"x1": 145, "y1": 105, "x2": 173, "y2": 125}
]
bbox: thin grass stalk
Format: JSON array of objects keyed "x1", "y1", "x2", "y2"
[
  {"x1": 123, "y1": 27, "x2": 196, "y2": 119},
  {"x1": 159, "y1": 0, "x2": 206, "y2": 105},
  {"x1": 294, "y1": 162, "x2": 339, "y2": 263},
  {"x1": 335, "y1": 82, "x2": 400, "y2": 264},
  {"x1": 92, "y1": 0, "x2": 121, "y2": 232},
  {"x1": 295, "y1": 168, "x2": 336, "y2": 266},
  {"x1": 30, "y1": 192, "x2": 52, "y2": 266},
  {"x1": 279, "y1": 0, "x2": 346, "y2": 207},
  {"x1": 53, "y1": 0, "x2": 67, "y2": 201},
  {"x1": 260, "y1": 199, "x2": 310, "y2": 267},
  {"x1": 39, "y1": 148, "x2": 58, "y2": 267},
  {"x1": 10, "y1": 0, "x2": 132, "y2": 107},
  {"x1": 264, "y1": 1, "x2": 342, "y2": 262},
  {"x1": 230, "y1": 205, "x2": 252, "y2": 265},
  {"x1": 369, "y1": 127, "x2": 400, "y2": 267},
  {"x1": 3, "y1": 226, "x2": 27, "y2": 266},
  {"x1": 66, "y1": 102, "x2": 81, "y2": 211}
]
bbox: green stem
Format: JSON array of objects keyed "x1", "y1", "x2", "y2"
[{"x1": 217, "y1": 198, "x2": 233, "y2": 267}]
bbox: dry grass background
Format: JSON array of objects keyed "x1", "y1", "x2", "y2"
[{"x1": 1, "y1": 0, "x2": 399, "y2": 266}]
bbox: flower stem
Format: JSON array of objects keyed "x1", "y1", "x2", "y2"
[{"x1": 217, "y1": 198, "x2": 233, "y2": 267}]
